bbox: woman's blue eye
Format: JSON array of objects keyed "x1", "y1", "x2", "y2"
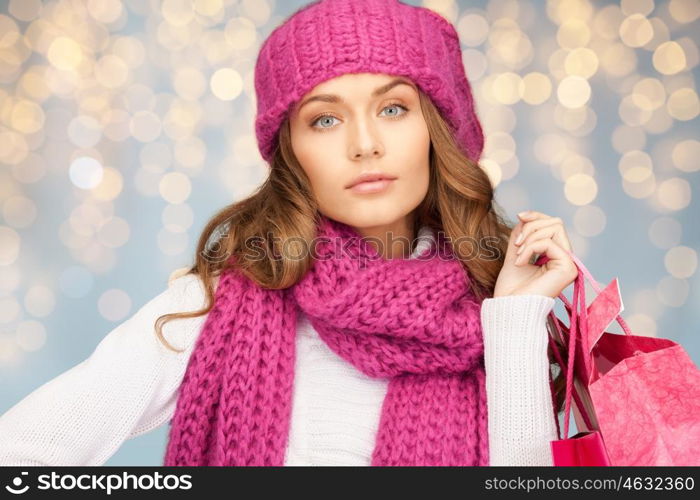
[
  {"x1": 311, "y1": 103, "x2": 408, "y2": 131},
  {"x1": 314, "y1": 116, "x2": 339, "y2": 128},
  {"x1": 379, "y1": 104, "x2": 407, "y2": 118}
]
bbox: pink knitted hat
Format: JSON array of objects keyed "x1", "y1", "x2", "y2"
[{"x1": 253, "y1": 0, "x2": 485, "y2": 164}]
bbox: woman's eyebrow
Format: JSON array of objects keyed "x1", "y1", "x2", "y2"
[{"x1": 295, "y1": 77, "x2": 417, "y2": 112}]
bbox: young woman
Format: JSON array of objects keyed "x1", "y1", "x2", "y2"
[{"x1": 0, "y1": 0, "x2": 578, "y2": 466}]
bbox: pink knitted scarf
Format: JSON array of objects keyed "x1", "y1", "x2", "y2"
[{"x1": 163, "y1": 215, "x2": 489, "y2": 466}]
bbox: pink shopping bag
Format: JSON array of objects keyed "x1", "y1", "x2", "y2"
[{"x1": 538, "y1": 250, "x2": 700, "y2": 466}]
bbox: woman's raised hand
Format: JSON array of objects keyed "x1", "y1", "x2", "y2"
[{"x1": 493, "y1": 210, "x2": 578, "y2": 299}]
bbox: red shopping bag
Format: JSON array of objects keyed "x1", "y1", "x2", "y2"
[{"x1": 539, "y1": 250, "x2": 700, "y2": 466}]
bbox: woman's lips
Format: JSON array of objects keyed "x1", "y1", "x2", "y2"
[{"x1": 347, "y1": 178, "x2": 396, "y2": 194}]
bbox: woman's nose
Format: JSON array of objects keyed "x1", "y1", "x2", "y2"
[{"x1": 349, "y1": 119, "x2": 384, "y2": 159}]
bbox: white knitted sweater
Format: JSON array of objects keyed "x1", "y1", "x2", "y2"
[{"x1": 0, "y1": 226, "x2": 559, "y2": 466}]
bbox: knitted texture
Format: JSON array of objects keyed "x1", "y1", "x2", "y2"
[
  {"x1": 163, "y1": 214, "x2": 489, "y2": 466},
  {"x1": 254, "y1": 0, "x2": 484, "y2": 164}
]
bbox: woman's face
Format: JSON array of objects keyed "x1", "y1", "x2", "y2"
[{"x1": 288, "y1": 72, "x2": 431, "y2": 238}]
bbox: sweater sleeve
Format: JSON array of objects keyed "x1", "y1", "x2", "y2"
[
  {"x1": 0, "y1": 273, "x2": 209, "y2": 466},
  {"x1": 480, "y1": 294, "x2": 559, "y2": 466}
]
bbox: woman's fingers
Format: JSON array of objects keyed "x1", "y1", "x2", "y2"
[
  {"x1": 514, "y1": 236, "x2": 572, "y2": 274},
  {"x1": 517, "y1": 224, "x2": 571, "y2": 255},
  {"x1": 516, "y1": 214, "x2": 572, "y2": 253},
  {"x1": 513, "y1": 237, "x2": 578, "y2": 297},
  {"x1": 516, "y1": 225, "x2": 556, "y2": 258},
  {"x1": 504, "y1": 219, "x2": 526, "y2": 264},
  {"x1": 515, "y1": 217, "x2": 558, "y2": 244}
]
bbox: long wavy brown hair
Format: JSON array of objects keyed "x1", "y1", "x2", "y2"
[{"x1": 153, "y1": 86, "x2": 569, "y2": 418}]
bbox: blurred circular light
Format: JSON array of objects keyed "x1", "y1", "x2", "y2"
[
  {"x1": 210, "y1": 68, "x2": 243, "y2": 101},
  {"x1": 632, "y1": 78, "x2": 666, "y2": 110},
  {"x1": 652, "y1": 41, "x2": 687, "y2": 75},
  {"x1": 667, "y1": 88, "x2": 699, "y2": 121},
  {"x1": 648, "y1": 217, "x2": 682, "y2": 249},
  {"x1": 564, "y1": 173, "x2": 598, "y2": 205},
  {"x1": 557, "y1": 76, "x2": 591, "y2": 108},
  {"x1": 564, "y1": 48, "x2": 598, "y2": 78},
  {"x1": 656, "y1": 275, "x2": 688, "y2": 307},
  {"x1": 619, "y1": 14, "x2": 654, "y2": 48},
  {"x1": 92, "y1": 166, "x2": 124, "y2": 201},
  {"x1": 47, "y1": 36, "x2": 84, "y2": 71},
  {"x1": 15, "y1": 320, "x2": 46, "y2": 351},
  {"x1": 656, "y1": 177, "x2": 691, "y2": 211},
  {"x1": 68, "y1": 115, "x2": 103, "y2": 149},
  {"x1": 671, "y1": 139, "x2": 700, "y2": 172},
  {"x1": 24, "y1": 285, "x2": 56, "y2": 318},
  {"x1": 664, "y1": 246, "x2": 697, "y2": 279},
  {"x1": 98, "y1": 289, "x2": 132, "y2": 322},
  {"x1": 457, "y1": 13, "x2": 489, "y2": 47},
  {"x1": 492, "y1": 72, "x2": 522, "y2": 105},
  {"x1": 97, "y1": 216, "x2": 131, "y2": 248},
  {"x1": 159, "y1": 172, "x2": 192, "y2": 203},
  {"x1": 10, "y1": 99, "x2": 45, "y2": 134},
  {"x1": 69, "y1": 156, "x2": 104, "y2": 189},
  {"x1": 0, "y1": 226, "x2": 21, "y2": 266},
  {"x1": 668, "y1": 0, "x2": 700, "y2": 23},
  {"x1": 573, "y1": 205, "x2": 606, "y2": 237}
]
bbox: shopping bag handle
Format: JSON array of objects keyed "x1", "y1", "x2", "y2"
[
  {"x1": 547, "y1": 312, "x2": 595, "y2": 440},
  {"x1": 562, "y1": 264, "x2": 585, "y2": 439},
  {"x1": 535, "y1": 248, "x2": 630, "y2": 439},
  {"x1": 535, "y1": 249, "x2": 633, "y2": 338}
]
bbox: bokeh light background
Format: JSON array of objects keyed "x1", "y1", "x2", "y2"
[{"x1": 0, "y1": 0, "x2": 698, "y2": 465}]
